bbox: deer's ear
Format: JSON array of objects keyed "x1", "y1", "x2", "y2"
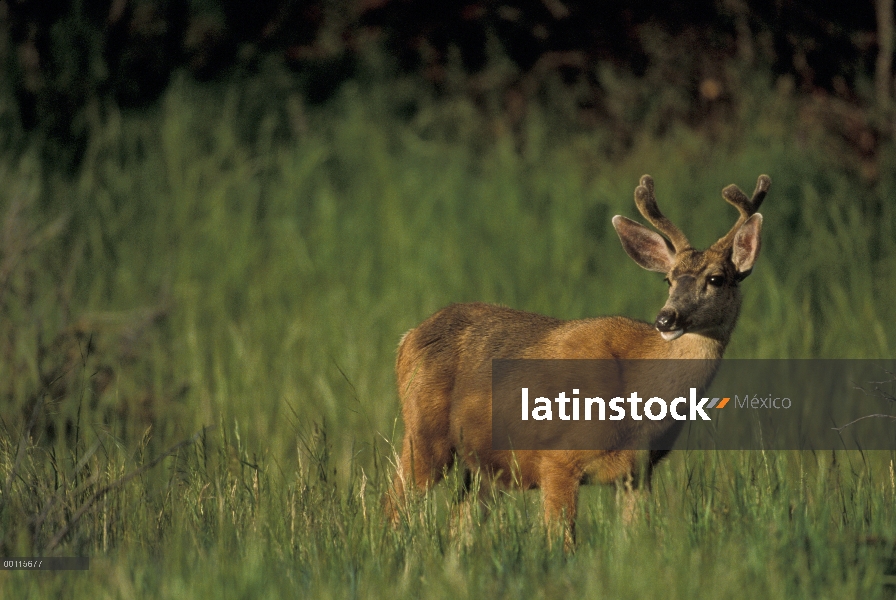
[
  {"x1": 731, "y1": 213, "x2": 762, "y2": 277},
  {"x1": 612, "y1": 215, "x2": 675, "y2": 273}
]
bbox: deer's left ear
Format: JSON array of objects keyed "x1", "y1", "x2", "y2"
[
  {"x1": 612, "y1": 215, "x2": 676, "y2": 274},
  {"x1": 732, "y1": 213, "x2": 762, "y2": 278}
]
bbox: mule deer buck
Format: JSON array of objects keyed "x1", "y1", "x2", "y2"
[{"x1": 387, "y1": 174, "x2": 770, "y2": 546}]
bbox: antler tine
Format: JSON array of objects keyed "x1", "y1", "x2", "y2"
[
  {"x1": 634, "y1": 174, "x2": 691, "y2": 252},
  {"x1": 713, "y1": 174, "x2": 771, "y2": 249}
]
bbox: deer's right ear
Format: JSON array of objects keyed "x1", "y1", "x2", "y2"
[
  {"x1": 731, "y1": 213, "x2": 762, "y2": 278},
  {"x1": 612, "y1": 215, "x2": 676, "y2": 273}
]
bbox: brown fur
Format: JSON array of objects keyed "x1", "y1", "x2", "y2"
[{"x1": 386, "y1": 175, "x2": 769, "y2": 548}]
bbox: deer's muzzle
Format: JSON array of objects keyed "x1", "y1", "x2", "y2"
[{"x1": 654, "y1": 308, "x2": 685, "y2": 341}]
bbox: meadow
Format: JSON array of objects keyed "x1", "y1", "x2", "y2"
[{"x1": 1, "y1": 65, "x2": 896, "y2": 597}]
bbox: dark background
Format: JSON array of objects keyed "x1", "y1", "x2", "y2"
[{"x1": 2, "y1": 0, "x2": 893, "y2": 166}]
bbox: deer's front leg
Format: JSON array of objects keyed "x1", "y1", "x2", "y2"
[{"x1": 618, "y1": 457, "x2": 653, "y2": 526}]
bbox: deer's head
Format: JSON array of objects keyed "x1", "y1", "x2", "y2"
[{"x1": 612, "y1": 175, "x2": 770, "y2": 342}]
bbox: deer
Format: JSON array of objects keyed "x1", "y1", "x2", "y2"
[{"x1": 386, "y1": 174, "x2": 770, "y2": 548}]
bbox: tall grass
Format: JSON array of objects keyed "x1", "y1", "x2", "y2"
[{"x1": 1, "y1": 70, "x2": 895, "y2": 597}]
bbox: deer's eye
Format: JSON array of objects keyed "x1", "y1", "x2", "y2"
[{"x1": 707, "y1": 275, "x2": 725, "y2": 287}]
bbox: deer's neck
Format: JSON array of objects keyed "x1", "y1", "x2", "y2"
[{"x1": 664, "y1": 332, "x2": 727, "y2": 361}]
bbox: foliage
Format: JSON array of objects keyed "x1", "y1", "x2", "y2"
[{"x1": 2, "y1": 1, "x2": 892, "y2": 167}]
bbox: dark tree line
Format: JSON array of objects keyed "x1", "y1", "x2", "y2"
[{"x1": 0, "y1": 1, "x2": 892, "y2": 147}]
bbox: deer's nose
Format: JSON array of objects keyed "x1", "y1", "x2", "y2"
[{"x1": 655, "y1": 309, "x2": 678, "y2": 331}]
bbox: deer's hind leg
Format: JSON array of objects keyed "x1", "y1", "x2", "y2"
[
  {"x1": 385, "y1": 386, "x2": 455, "y2": 523},
  {"x1": 540, "y1": 464, "x2": 580, "y2": 552}
]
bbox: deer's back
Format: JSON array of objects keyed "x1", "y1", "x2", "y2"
[{"x1": 396, "y1": 302, "x2": 660, "y2": 383}]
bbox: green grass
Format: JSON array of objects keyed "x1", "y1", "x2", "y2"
[{"x1": 1, "y1": 70, "x2": 895, "y2": 597}]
